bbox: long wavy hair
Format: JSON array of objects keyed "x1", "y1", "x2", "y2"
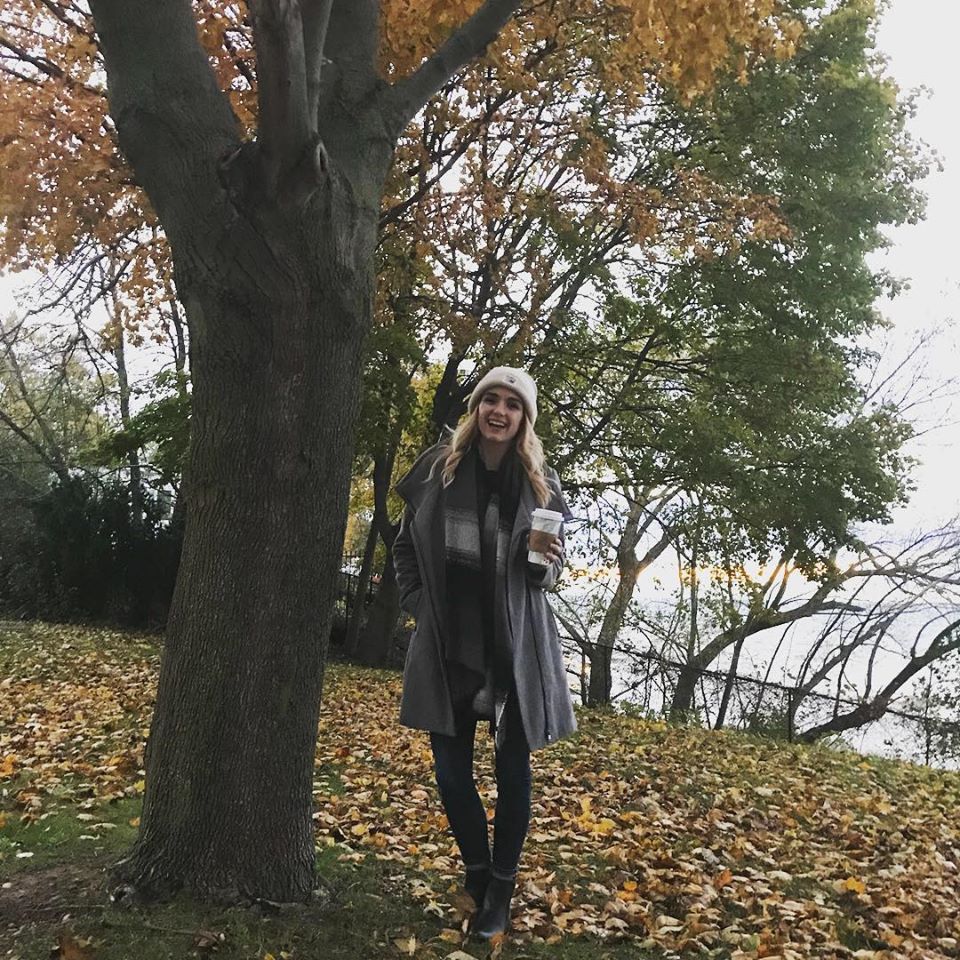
[{"x1": 433, "y1": 407, "x2": 552, "y2": 507}]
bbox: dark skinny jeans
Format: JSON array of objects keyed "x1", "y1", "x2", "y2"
[{"x1": 429, "y1": 697, "x2": 531, "y2": 878}]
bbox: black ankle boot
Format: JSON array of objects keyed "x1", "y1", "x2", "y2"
[
  {"x1": 464, "y1": 864, "x2": 490, "y2": 909},
  {"x1": 471, "y1": 875, "x2": 515, "y2": 940}
]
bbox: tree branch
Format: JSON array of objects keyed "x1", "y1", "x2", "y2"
[
  {"x1": 384, "y1": 0, "x2": 525, "y2": 134},
  {"x1": 301, "y1": 0, "x2": 333, "y2": 124},
  {"x1": 87, "y1": 0, "x2": 240, "y2": 240},
  {"x1": 249, "y1": 0, "x2": 326, "y2": 195},
  {"x1": 322, "y1": 0, "x2": 379, "y2": 99},
  {"x1": 798, "y1": 617, "x2": 960, "y2": 742}
]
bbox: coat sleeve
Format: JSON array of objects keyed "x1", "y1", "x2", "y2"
[
  {"x1": 525, "y1": 467, "x2": 571, "y2": 591},
  {"x1": 393, "y1": 505, "x2": 423, "y2": 616}
]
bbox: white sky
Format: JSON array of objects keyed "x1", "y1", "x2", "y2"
[{"x1": 869, "y1": 0, "x2": 960, "y2": 533}]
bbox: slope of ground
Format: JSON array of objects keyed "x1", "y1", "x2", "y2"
[{"x1": 1, "y1": 622, "x2": 958, "y2": 959}]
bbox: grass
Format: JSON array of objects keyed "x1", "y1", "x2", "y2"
[{"x1": 0, "y1": 797, "x2": 141, "y2": 875}]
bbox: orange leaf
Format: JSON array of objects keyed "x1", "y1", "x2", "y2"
[
  {"x1": 55, "y1": 934, "x2": 95, "y2": 960},
  {"x1": 713, "y1": 868, "x2": 734, "y2": 888}
]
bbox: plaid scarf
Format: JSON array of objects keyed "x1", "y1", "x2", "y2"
[
  {"x1": 443, "y1": 446, "x2": 518, "y2": 720},
  {"x1": 444, "y1": 452, "x2": 512, "y2": 573}
]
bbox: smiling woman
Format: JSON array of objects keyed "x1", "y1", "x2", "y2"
[{"x1": 392, "y1": 366, "x2": 575, "y2": 940}]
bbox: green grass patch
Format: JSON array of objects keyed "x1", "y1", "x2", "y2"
[{"x1": 0, "y1": 799, "x2": 141, "y2": 879}]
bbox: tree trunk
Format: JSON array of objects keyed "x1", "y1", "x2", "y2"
[
  {"x1": 587, "y1": 642, "x2": 614, "y2": 706},
  {"x1": 355, "y1": 541, "x2": 400, "y2": 667},
  {"x1": 669, "y1": 665, "x2": 699, "y2": 719},
  {"x1": 89, "y1": 0, "x2": 522, "y2": 906},
  {"x1": 110, "y1": 302, "x2": 144, "y2": 529},
  {"x1": 343, "y1": 518, "x2": 380, "y2": 658},
  {"x1": 587, "y1": 560, "x2": 637, "y2": 706},
  {"x1": 113, "y1": 220, "x2": 375, "y2": 901},
  {"x1": 714, "y1": 631, "x2": 747, "y2": 730},
  {"x1": 353, "y1": 449, "x2": 402, "y2": 665}
]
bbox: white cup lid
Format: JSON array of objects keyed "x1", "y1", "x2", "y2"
[{"x1": 531, "y1": 508, "x2": 564, "y2": 521}]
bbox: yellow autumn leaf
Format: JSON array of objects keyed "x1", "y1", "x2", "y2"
[{"x1": 392, "y1": 935, "x2": 417, "y2": 955}]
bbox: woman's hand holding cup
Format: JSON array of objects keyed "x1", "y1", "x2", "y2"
[{"x1": 528, "y1": 508, "x2": 564, "y2": 567}]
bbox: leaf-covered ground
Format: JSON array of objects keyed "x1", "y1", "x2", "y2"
[{"x1": 1, "y1": 622, "x2": 959, "y2": 959}]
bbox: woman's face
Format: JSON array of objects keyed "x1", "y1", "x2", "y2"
[{"x1": 477, "y1": 388, "x2": 525, "y2": 445}]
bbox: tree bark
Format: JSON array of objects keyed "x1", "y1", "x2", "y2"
[
  {"x1": 115, "y1": 223, "x2": 376, "y2": 900},
  {"x1": 90, "y1": 0, "x2": 388, "y2": 901}
]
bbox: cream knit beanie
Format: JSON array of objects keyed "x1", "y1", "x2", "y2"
[{"x1": 467, "y1": 366, "x2": 538, "y2": 424}]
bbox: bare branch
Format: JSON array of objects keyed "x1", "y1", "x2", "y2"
[
  {"x1": 88, "y1": 0, "x2": 240, "y2": 232},
  {"x1": 798, "y1": 616, "x2": 960, "y2": 742}
]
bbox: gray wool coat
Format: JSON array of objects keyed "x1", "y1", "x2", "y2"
[{"x1": 393, "y1": 444, "x2": 577, "y2": 751}]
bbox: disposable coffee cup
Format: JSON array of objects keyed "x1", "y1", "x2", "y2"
[{"x1": 528, "y1": 508, "x2": 564, "y2": 566}]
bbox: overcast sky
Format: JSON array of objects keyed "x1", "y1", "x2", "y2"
[{"x1": 869, "y1": 1, "x2": 960, "y2": 534}]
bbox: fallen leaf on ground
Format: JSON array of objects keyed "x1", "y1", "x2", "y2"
[{"x1": 54, "y1": 933, "x2": 95, "y2": 960}]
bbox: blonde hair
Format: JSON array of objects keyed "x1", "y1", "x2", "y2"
[{"x1": 434, "y1": 408, "x2": 552, "y2": 507}]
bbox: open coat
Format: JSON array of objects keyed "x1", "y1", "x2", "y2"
[{"x1": 393, "y1": 444, "x2": 577, "y2": 751}]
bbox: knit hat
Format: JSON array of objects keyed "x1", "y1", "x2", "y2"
[{"x1": 468, "y1": 366, "x2": 538, "y2": 424}]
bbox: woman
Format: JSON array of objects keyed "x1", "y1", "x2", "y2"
[{"x1": 393, "y1": 366, "x2": 576, "y2": 939}]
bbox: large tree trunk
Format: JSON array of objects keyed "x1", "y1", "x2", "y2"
[{"x1": 115, "y1": 231, "x2": 374, "y2": 900}]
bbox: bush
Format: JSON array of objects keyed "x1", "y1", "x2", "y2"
[{"x1": 0, "y1": 476, "x2": 181, "y2": 627}]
